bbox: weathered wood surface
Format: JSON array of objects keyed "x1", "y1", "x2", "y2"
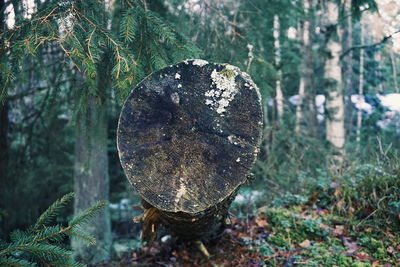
[{"x1": 117, "y1": 59, "x2": 263, "y2": 240}]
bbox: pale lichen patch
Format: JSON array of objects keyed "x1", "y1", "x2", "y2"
[
  {"x1": 171, "y1": 92, "x2": 180, "y2": 105},
  {"x1": 192, "y1": 59, "x2": 209, "y2": 67},
  {"x1": 175, "y1": 178, "x2": 187, "y2": 205},
  {"x1": 205, "y1": 66, "x2": 239, "y2": 115},
  {"x1": 227, "y1": 135, "x2": 246, "y2": 147},
  {"x1": 205, "y1": 89, "x2": 217, "y2": 97},
  {"x1": 228, "y1": 135, "x2": 237, "y2": 145},
  {"x1": 175, "y1": 73, "x2": 181, "y2": 79},
  {"x1": 177, "y1": 84, "x2": 182, "y2": 88},
  {"x1": 242, "y1": 71, "x2": 262, "y2": 107}
]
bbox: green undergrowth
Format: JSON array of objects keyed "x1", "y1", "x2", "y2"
[
  {"x1": 252, "y1": 207, "x2": 400, "y2": 266},
  {"x1": 244, "y1": 151, "x2": 400, "y2": 266}
]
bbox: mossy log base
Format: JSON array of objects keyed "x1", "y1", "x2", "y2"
[{"x1": 117, "y1": 60, "x2": 263, "y2": 241}]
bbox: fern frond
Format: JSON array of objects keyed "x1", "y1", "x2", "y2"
[{"x1": 32, "y1": 192, "x2": 74, "y2": 233}]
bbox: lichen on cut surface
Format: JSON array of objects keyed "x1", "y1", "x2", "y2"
[
  {"x1": 170, "y1": 92, "x2": 180, "y2": 105},
  {"x1": 192, "y1": 59, "x2": 209, "y2": 67},
  {"x1": 174, "y1": 177, "x2": 187, "y2": 205},
  {"x1": 205, "y1": 65, "x2": 239, "y2": 115}
]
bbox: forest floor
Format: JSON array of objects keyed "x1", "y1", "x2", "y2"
[{"x1": 97, "y1": 204, "x2": 400, "y2": 267}]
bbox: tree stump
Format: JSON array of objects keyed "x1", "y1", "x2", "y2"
[{"x1": 117, "y1": 60, "x2": 263, "y2": 241}]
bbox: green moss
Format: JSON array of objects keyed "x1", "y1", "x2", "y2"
[{"x1": 219, "y1": 67, "x2": 236, "y2": 79}]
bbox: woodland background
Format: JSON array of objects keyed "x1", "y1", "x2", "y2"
[{"x1": 1, "y1": 0, "x2": 400, "y2": 266}]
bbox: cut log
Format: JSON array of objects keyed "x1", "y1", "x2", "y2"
[{"x1": 117, "y1": 59, "x2": 263, "y2": 241}]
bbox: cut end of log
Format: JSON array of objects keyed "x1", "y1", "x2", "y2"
[{"x1": 117, "y1": 60, "x2": 263, "y2": 214}]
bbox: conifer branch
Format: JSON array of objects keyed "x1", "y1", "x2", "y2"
[
  {"x1": 341, "y1": 29, "x2": 400, "y2": 58},
  {"x1": 0, "y1": 193, "x2": 106, "y2": 266},
  {"x1": 33, "y1": 192, "x2": 75, "y2": 232}
]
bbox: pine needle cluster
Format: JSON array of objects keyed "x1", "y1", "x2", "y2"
[
  {"x1": 0, "y1": 193, "x2": 107, "y2": 266},
  {"x1": 0, "y1": 0, "x2": 200, "y2": 103}
]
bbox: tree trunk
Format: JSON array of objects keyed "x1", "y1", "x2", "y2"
[
  {"x1": 356, "y1": 19, "x2": 364, "y2": 147},
  {"x1": 390, "y1": 48, "x2": 398, "y2": 93},
  {"x1": 0, "y1": 0, "x2": 9, "y2": 238},
  {"x1": 117, "y1": 60, "x2": 263, "y2": 242},
  {"x1": 342, "y1": 0, "x2": 354, "y2": 135},
  {"x1": 0, "y1": 0, "x2": 6, "y2": 173},
  {"x1": 274, "y1": 15, "x2": 284, "y2": 120},
  {"x1": 324, "y1": 1, "x2": 345, "y2": 165},
  {"x1": 72, "y1": 66, "x2": 111, "y2": 262},
  {"x1": 296, "y1": 0, "x2": 317, "y2": 136}
]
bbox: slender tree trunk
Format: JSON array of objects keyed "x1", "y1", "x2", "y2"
[
  {"x1": 342, "y1": 0, "x2": 354, "y2": 135},
  {"x1": 274, "y1": 15, "x2": 284, "y2": 120},
  {"x1": 296, "y1": 72, "x2": 306, "y2": 133},
  {"x1": 390, "y1": 49, "x2": 398, "y2": 93},
  {"x1": 0, "y1": 101, "x2": 8, "y2": 182},
  {"x1": 0, "y1": 0, "x2": 7, "y2": 178},
  {"x1": 0, "y1": 0, "x2": 10, "y2": 238},
  {"x1": 296, "y1": 0, "x2": 317, "y2": 135},
  {"x1": 324, "y1": 1, "x2": 345, "y2": 165},
  {"x1": 72, "y1": 66, "x2": 111, "y2": 263},
  {"x1": 356, "y1": 19, "x2": 364, "y2": 147}
]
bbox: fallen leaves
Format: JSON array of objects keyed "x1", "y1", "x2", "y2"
[
  {"x1": 342, "y1": 237, "x2": 359, "y2": 252},
  {"x1": 255, "y1": 215, "x2": 268, "y2": 228},
  {"x1": 352, "y1": 252, "x2": 375, "y2": 261},
  {"x1": 333, "y1": 225, "x2": 345, "y2": 237},
  {"x1": 299, "y1": 239, "x2": 311, "y2": 248},
  {"x1": 99, "y1": 208, "x2": 400, "y2": 267}
]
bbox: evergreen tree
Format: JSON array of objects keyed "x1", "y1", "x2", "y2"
[{"x1": 1, "y1": 0, "x2": 199, "y2": 262}]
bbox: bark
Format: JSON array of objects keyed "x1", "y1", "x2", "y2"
[
  {"x1": 0, "y1": 101, "x2": 8, "y2": 182},
  {"x1": 72, "y1": 64, "x2": 111, "y2": 262},
  {"x1": 342, "y1": 0, "x2": 354, "y2": 135},
  {"x1": 356, "y1": 19, "x2": 364, "y2": 147},
  {"x1": 324, "y1": 1, "x2": 345, "y2": 165},
  {"x1": 72, "y1": 1, "x2": 112, "y2": 261},
  {"x1": 274, "y1": 15, "x2": 284, "y2": 120},
  {"x1": 296, "y1": 0, "x2": 317, "y2": 136},
  {"x1": 390, "y1": 48, "x2": 398, "y2": 93},
  {"x1": 296, "y1": 21, "x2": 306, "y2": 134},
  {"x1": 0, "y1": 0, "x2": 9, "y2": 238},
  {"x1": 117, "y1": 60, "x2": 263, "y2": 241},
  {"x1": 0, "y1": 0, "x2": 7, "y2": 177}
]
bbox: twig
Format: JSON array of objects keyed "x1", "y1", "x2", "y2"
[
  {"x1": 341, "y1": 29, "x2": 400, "y2": 58},
  {"x1": 194, "y1": 240, "x2": 210, "y2": 258}
]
